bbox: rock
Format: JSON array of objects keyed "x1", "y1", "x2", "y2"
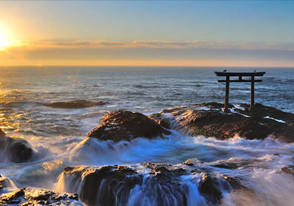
[
  {"x1": 183, "y1": 158, "x2": 203, "y2": 166},
  {"x1": 8, "y1": 139, "x2": 34, "y2": 163},
  {"x1": 221, "y1": 175, "x2": 246, "y2": 190},
  {"x1": 198, "y1": 174, "x2": 224, "y2": 205},
  {"x1": 281, "y1": 165, "x2": 294, "y2": 175},
  {"x1": 0, "y1": 135, "x2": 34, "y2": 163},
  {"x1": 0, "y1": 128, "x2": 5, "y2": 137},
  {"x1": 144, "y1": 162, "x2": 188, "y2": 179},
  {"x1": 58, "y1": 162, "x2": 238, "y2": 206},
  {"x1": 60, "y1": 165, "x2": 143, "y2": 206},
  {"x1": 0, "y1": 174, "x2": 14, "y2": 192},
  {"x1": 87, "y1": 110, "x2": 171, "y2": 142},
  {"x1": 46, "y1": 100, "x2": 108, "y2": 109},
  {"x1": 0, "y1": 187, "x2": 82, "y2": 205},
  {"x1": 0, "y1": 188, "x2": 25, "y2": 205},
  {"x1": 148, "y1": 113, "x2": 172, "y2": 129},
  {"x1": 158, "y1": 102, "x2": 294, "y2": 142}
]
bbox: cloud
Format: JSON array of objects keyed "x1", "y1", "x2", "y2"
[
  {"x1": 2, "y1": 39, "x2": 294, "y2": 67},
  {"x1": 8, "y1": 40, "x2": 294, "y2": 51}
]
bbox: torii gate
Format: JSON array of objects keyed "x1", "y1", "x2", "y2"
[{"x1": 215, "y1": 71, "x2": 266, "y2": 112}]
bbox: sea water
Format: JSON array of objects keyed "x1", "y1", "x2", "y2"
[{"x1": 1, "y1": 66, "x2": 294, "y2": 205}]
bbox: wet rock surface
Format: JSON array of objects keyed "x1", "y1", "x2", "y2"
[
  {"x1": 60, "y1": 165, "x2": 143, "y2": 206},
  {"x1": 148, "y1": 113, "x2": 172, "y2": 129},
  {"x1": 158, "y1": 102, "x2": 294, "y2": 142},
  {"x1": 281, "y1": 165, "x2": 294, "y2": 175},
  {"x1": 0, "y1": 128, "x2": 5, "y2": 137},
  {"x1": 58, "y1": 162, "x2": 237, "y2": 206},
  {"x1": 46, "y1": 99, "x2": 108, "y2": 109},
  {"x1": 0, "y1": 174, "x2": 14, "y2": 192},
  {"x1": 198, "y1": 174, "x2": 224, "y2": 205},
  {"x1": 87, "y1": 110, "x2": 171, "y2": 142},
  {"x1": 0, "y1": 187, "x2": 82, "y2": 205},
  {"x1": 0, "y1": 130, "x2": 35, "y2": 163}
]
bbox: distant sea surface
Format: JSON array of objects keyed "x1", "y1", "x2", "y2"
[
  {"x1": 1, "y1": 66, "x2": 294, "y2": 205},
  {"x1": 0, "y1": 66, "x2": 293, "y2": 137}
]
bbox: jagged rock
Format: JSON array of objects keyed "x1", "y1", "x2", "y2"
[
  {"x1": 0, "y1": 134, "x2": 34, "y2": 163},
  {"x1": 0, "y1": 128, "x2": 5, "y2": 137},
  {"x1": 58, "y1": 162, "x2": 238, "y2": 206},
  {"x1": 183, "y1": 158, "x2": 203, "y2": 166},
  {"x1": 0, "y1": 188, "x2": 25, "y2": 205},
  {"x1": 148, "y1": 113, "x2": 172, "y2": 129},
  {"x1": 198, "y1": 174, "x2": 226, "y2": 205},
  {"x1": 221, "y1": 175, "x2": 246, "y2": 190},
  {"x1": 281, "y1": 165, "x2": 294, "y2": 175},
  {"x1": 46, "y1": 99, "x2": 108, "y2": 109},
  {"x1": 0, "y1": 187, "x2": 81, "y2": 205},
  {"x1": 60, "y1": 165, "x2": 143, "y2": 206},
  {"x1": 158, "y1": 102, "x2": 294, "y2": 142},
  {"x1": 0, "y1": 174, "x2": 14, "y2": 192},
  {"x1": 87, "y1": 110, "x2": 171, "y2": 142}
]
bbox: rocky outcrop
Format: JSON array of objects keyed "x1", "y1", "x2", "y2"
[
  {"x1": 57, "y1": 162, "x2": 235, "y2": 206},
  {"x1": 46, "y1": 100, "x2": 108, "y2": 109},
  {"x1": 0, "y1": 129, "x2": 35, "y2": 163},
  {"x1": 157, "y1": 102, "x2": 294, "y2": 142},
  {"x1": 198, "y1": 174, "x2": 226, "y2": 205},
  {"x1": 87, "y1": 110, "x2": 171, "y2": 142},
  {"x1": 86, "y1": 103, "x2": 294, "y2": 142},
  {"x1": 0, "y1": 174, "x2": 15, "y2": 192},
  {"x1": 0, "y1": 187, "x2": 81, "y2": 205},
  {"x1": 148, "y1": 113, "x2": 172, "y2": 129},
  {"x1": 281, "y1": 165, "x2": 294, "y2": 175},
  {"x1": 59, "y1": 165, "x2": 143, "y2": 206}
]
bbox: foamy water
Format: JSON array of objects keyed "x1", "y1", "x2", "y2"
[{"x1": 1, "y1": 66, "x2": 294, "y2": 205}]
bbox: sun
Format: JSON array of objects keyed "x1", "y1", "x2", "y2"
[{"x1": 0, "y1": 32, "x2": 10, "y2": 49}]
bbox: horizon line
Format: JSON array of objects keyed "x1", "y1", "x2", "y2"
[{"x1": 0, "y1": 65, "x2": 293, "y2": 69}]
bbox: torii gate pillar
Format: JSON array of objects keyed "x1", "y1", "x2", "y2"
[{"x1": 215, "y1": 71, "x2": 266, "y2": 112}]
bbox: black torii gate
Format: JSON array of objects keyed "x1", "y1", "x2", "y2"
[{"x1": 215, "y1": 71, "x2": 266, "y2": 112}]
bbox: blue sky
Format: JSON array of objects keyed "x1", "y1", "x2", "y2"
[{"x1": 0, "y1": 1, "x2": 294, "y2": 66}]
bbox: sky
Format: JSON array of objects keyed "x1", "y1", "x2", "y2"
[{"x1": 0, "y1": 1, "x2": 294, "y2": 67}]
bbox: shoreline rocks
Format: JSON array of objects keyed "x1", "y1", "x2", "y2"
[
  {"x1": 57, "y1": 162, "x2": 233, "y2": 206},
  {"x1": 0, "y1": 187, "x2": 82, "y2": 205},
  {"x1": 0, "y1": 174, "x2": 15, "y2": 193},
  {"x1": 155, "y1": 102, "x2": 294, "y2": 142},
  {"x1": 84, "y1": 102, "x2": 294, "y2": 143},
  {"x1": 0, "y1": 129, "x2": 35, "y2": 163},
  {"x1": 59, "y1": 165, "x2": 142, "y2": 206},
  {"x1": 87, "y1": 110, "x2": 171, "y2": 142},
  {"x1": 46, "y1": 99, "x2": 108, "y2": 109}
]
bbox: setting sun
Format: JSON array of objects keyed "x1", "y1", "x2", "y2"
[{"x1": 0, "y1": 32, "x2": 10, "y2": 49}]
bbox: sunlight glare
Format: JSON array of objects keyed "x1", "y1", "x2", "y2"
[{"x1": 0, "y1": 32, "x2": 10, "y2": 49}]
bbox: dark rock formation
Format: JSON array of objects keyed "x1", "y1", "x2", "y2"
[
  {"x1": 0, "y1": 132, "x2": 34, "y2": 163},
  {"x1": 60, "y1": 165, "x2": 143, "y2": 206},
  {"x1": 148, "y1": 113, "x2": 172, "y2": 129},
  {"x1": 158, "y1": 102, "x2": 294, "y2": 142},
  {"x1": 46, "y1": 99, "x2": 108, "y2": 109},
  {"x1": 0, "y1": 188, "x2": 25, "y2": 205},
  {"x1": 58, "y1": 162, "x2": 236, "y2": 206},
  {"x1": 198, "y1": 174, "x2": 223, "y2": 205},
  {"x1": 142, "y1": 163, "x2": 190, "y2": 205},
  {"x1": 0, "y1": 128, "x2": 5, "y2": 137},
  {"x1": 0, "y1": 187, "x2": 81, "y2": 205},
  {"x1": 281, "y1": 165, "x2": 294, "y2": 175},
  {"x1": 0, "y1": 174, "x2": 14, "y2": 192},
  {"x1": 87, "y1": 110, "x2": 171, "y2": 142}
]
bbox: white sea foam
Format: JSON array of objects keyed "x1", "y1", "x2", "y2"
[{"x1": 2, "y1": 67, "x2": 294, "y2": 205}]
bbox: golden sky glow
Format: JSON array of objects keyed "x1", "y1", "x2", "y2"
[
  {"x1": 0, "y1": 32, "x2": 10, "y2": 49},
  {"x1": 0, "y1": 1, "x2": 294, "y2": 67}
]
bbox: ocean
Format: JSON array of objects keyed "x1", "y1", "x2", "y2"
[{"x1": 1, "y1": 66, "x2": 294, "y2": 205}]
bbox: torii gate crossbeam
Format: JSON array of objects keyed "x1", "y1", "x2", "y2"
[{"x1": 215, "y1": 71, "x2": 266, "y2": 112}]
